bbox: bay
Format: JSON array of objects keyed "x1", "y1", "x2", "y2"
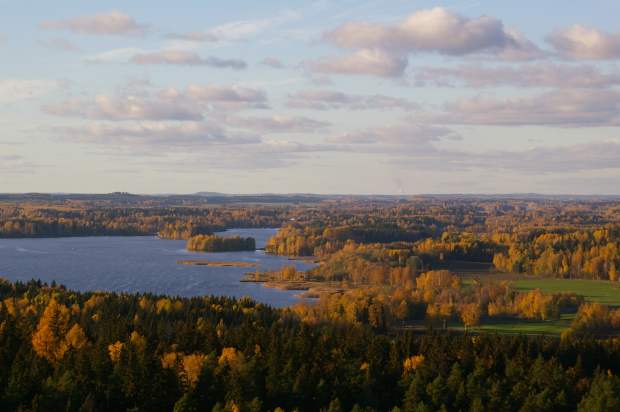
[{"x1": 0, "y1": 228, "x2": 313, "y2": 307}]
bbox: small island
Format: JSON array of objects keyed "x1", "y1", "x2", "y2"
[
  {"x1": 177, "y1": 259, "x2": 256, "y2": 267},
  {"x1": 186, "y1": 234, "x2": 256, "y2": 252}
]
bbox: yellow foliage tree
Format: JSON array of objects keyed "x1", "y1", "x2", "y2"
[
  {"x1": 31, "y1": 299, "x2": 71, "y2": 362},
  {"x1": 218, "y1": 347, "x2": 245, "y2": 369},
  {"x1": 108, "y1": 341, "x2": 124, "y2": 363},
  {"x1": 403, "y1": 355, "x2": 425, "y2": 373},
  {"x1": 65, "y1": 324, "x2": 88, "y2": 351},
  {"x1": 460, "y1": 304, "x2": 482, "y2": 329},
  {"x1": 181, "y1": 353, "x2": 207, "y2": 388}
]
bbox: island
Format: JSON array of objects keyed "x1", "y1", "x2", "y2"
[
  {"x1": 186, "y1": 234, "x2": 256, "y2": 252},
  {"x1": 177, "y1": 259, "x2": 256, "y2": 267}
]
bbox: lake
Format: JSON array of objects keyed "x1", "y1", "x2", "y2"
[{"x1": 0, "y1": 228, "x2": 314, "y2": 307}]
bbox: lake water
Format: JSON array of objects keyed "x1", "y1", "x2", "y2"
[{"x1": 0, "y1": 228, "x2": 314, "y2": 307}]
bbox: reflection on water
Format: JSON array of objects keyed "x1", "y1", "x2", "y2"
[{"x1": 0, "y1": 228, "x2": 314, "y2": 307}]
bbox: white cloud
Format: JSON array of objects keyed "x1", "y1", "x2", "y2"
[
  {"x1": 0, "y1": 79, "x2": 62, "y2": 103},
  {"x1": 328, "y1": 124, "x2": 458, "y2": 147},
  {"x1": 548, "y1": 25, "x2": 620, "y2": 60},
  {"x1": 40, "y1": 11, "x2": 147, "y2": 36},
  {"x1": 481, "y1": 141, "x2": 620, "y2": 173},
  {"x1": 45, "y1": 84, "x2": 269, "y2": 121},
  {"x1": 130, "y1": 50, "x2": 247, "y2": 69},
  {"x1": 325, "y1": 7, "x2": 541, "y2": 58},
  {"x1": 429, "y1": 89, "x2": 620, "y2": 127},
  {"x1": 414, "y1": 63, "x2": 620, "y2": 89},
  {"x1": 44, "y1": 95, "x2": 203, "y2": 121},
  {"x1": 309, "y1": 49, "x2": 408, "y2": 77},
  {"x1": 54, "y1": 122, "x2": 259, "y2": 148},
  {"x1": 287, "y1": 89, "x2": 418, "y2": 110},
  {"x1": 84, "y1": 47, "x2": 144, "y2": 63},
  {"x1": 183, "y1": 84, "x2": 268, "y2": 109},
  {"x1": 166, "y1": 11, "x2": 300, "y2": 43},
  {"x1": 225, "y1": 115, "x2": 330, "y2": 133}
]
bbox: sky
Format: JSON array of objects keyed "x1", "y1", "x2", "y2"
[{"x1": 1, "y1": 0, "x2": 620, "y2": 195}]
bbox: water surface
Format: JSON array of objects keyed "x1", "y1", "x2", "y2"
[{"x1": 0, "y1": 228, "x2": 313, "y2": 307}]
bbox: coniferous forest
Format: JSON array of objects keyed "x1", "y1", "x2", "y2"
[{"x1": 1, "y1": 279, "x2": 620, "y2": 412}]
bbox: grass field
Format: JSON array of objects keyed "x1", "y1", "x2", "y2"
[
  {"x1": 470, "y1": 314, "x2": 573, "y2": 336},
  {"x1": 466, "y1": 278, "x2": 620, "y2": 335},
  {"x1": 512, "y1": 279, "x2": 620, "y2": 306}
]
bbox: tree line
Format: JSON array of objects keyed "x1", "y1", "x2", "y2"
[{"x1": 186, "y1": 235, "x2": 256, "y2": 252}]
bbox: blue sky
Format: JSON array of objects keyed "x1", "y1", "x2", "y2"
[{"x1": 1, "y1": 0, "x2": 620, "y2": 194}]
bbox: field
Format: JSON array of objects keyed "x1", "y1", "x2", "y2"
[
  {"x1": 512, "y1": 278, "x2": 620, "y2": 306},
  {"x1": 469, "y1": 278, "x2": 620, "y2": 335}
]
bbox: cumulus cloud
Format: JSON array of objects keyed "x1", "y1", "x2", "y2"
[
  {"x1": 45, "y1": 84, "x2": 268, "y2": 121},
  {"x1": 548, "y1": 25, "x2": 620, "y2": 60},
  {"x1": 325, "y1": 7, "x2": 542, "y2": 58},
  {"x1": 0, "y1": 79, "x2": 62, "y2": 103},
  {"x1": 414, "y1": 63, "x2": 620, "y2": 88},
  {"x1": 309, "y1": 49, "x2": 408, "y2": 77},
  {"x1": 429, "y1": 89, "x2": 620, "y2": 127},
  {"x1": 40, "y1": 11, "x2": 147, "y2": 36},
  {"x1": 130, "y1": 50, "x2": 247, "y2": 69},
  {"x1": 287, "y1": 90, "x2": 418, "y2": 110},
  {"x1": 44, "y1": 95, "x2": 203, "y2": 121},
  {"x1": 226, "y1": 115, "x2": 330, "y2": 133},
  {"x1": 183, "y1": 84, "x2": 268, "y2": 109}
]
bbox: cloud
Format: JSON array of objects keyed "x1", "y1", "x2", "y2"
[
  {"x1": 54, "y1": 122, "x2": 259, "y2": 148},
  {"x1": 428, "y1": 89, "x2": 620, "y2": 127},
  {"x1": 0, "y1": 79, "x2": 62, "y2": 103},
  {"x1": 166, "y1": 11, "x2": 300, "y2": 43},
  {"x1": 130, "y1": 50, "x2": 247, "y2": 69},
  {"x1": 287, "y1": 89, "x2": 418, "y2": 110},
  {"x1": 40, "y1": 11, "x2": 147, "y2": 36},
  {"x1": 414, "y1": 63, "x2": 620, "y2": 89},
  {"x1": 45, "y1": 84, "x2": 269, "y2": 121},
  {"x1": 45, "y1": 95, "x2": 203, "y2": 121},
  {"x1": 83, "y1": 47, "x2": 144, "y2": 63},
  {"x1": 308, "y1": 49, "x2": 408, "y2": 77},
  {"x1": 39, "y1": 37, "x2": 80, "y2": 52},
  {"x1": 328, "y1": 124, "x2": 458, "y2": 148},
  {"x1": 386, "y1": 141, "x2": 620, "y2": 175},
  {"x1": 548, "y1": 25, "x2": 620, "y2": 60},
  {"x1": 335, "y1": 124, "x2": 620, "y2": 175},
  {"x1": 183, "y1": 84, "x2": 268, "y2": 109},
  {"x1": 325, "y1": 7, "x2": 542, "y2": 58},
  {"x1": 0, "y1": 155, "x2": 36, "y2": 174},
  {"x1": 226, "y1": 115, "x2": 330, "y2": 133},
  {"x1": 481, "y1": 141, "x2": 620, "y2": 173},
  {"x1": 260, "y1": 57, "x2": 285, "y2": 69}
]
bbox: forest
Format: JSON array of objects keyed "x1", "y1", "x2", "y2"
[
  {"x1": 1, "y1": 279, "x2": 620, "y2": 412},
  {"x1": 186, "y1": 235, "x2": 256, "y2": 252},
  {"x1": 3, "y1": 195, "x2": 620, "y2": 410}
]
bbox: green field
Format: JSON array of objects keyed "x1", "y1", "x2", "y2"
[
  {"x1": 512, "y1": 279, "x2": 620, "y2": 306},
  {"x1": 468, "y1": 278, "x2": 620, "y2": 335},
  {"x1": 470, "y1": 314, "x2": 573, "y2": 336}
]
